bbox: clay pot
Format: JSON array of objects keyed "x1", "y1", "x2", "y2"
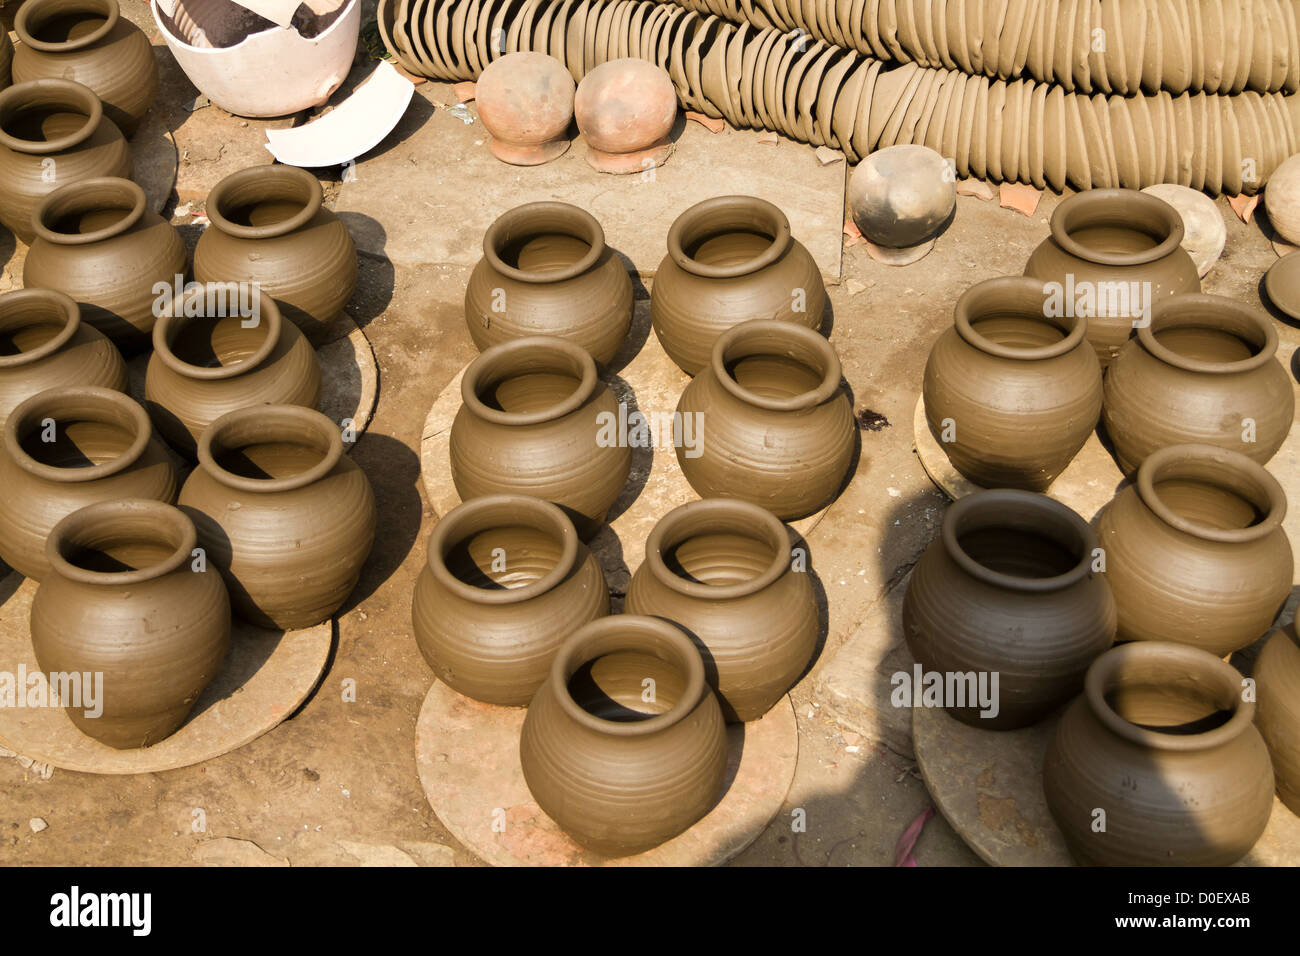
[
  {"x1": 177, "y1": 404, "x2": 377, "y2": 630},
  {"x1": 30, "y1": 498, "x2": 230, "y2": 748},
  {"x1": 476, "y1": 51, "x2": 576, "y2": 164},
  {"x1": 624, "y1": 497, "x2": 819, "y2": 722},
  {"x1": 13, "y1": 0, "x2": 158, "y2": 138},
  {"x1": 23, "y1": 177, "x2": 187, "y2": 351},
  {"x1": 848, "y1": 143, "x2": 956, "y2": 248},
  {"x1": 1103, "y1": 294, "x2": 1294, "y2": 473},
  {"x1": 0, "y1": 288, "x2": 126, "y2": 426},
  {"x1": 675, "y1": 319, "x2": 853, "y2": 519},
  {"x1": 0, "y1": 26, "x2": 12, "y2": 90},
  {"x1": 574, "y1": 57, "x2": 678, "y2": 173},
  {"x1": 1023, "y1": 189, "x2": 1200, "y2": 367},
  {"x1": 449, "y1": 335, "x2": 631, "y2": 538},
  {"x1": 464, "y1": 202, "x2": 632, "y2": 365},
  {"x1": 0, "y1": 386, "x2": 177, "y2": 580},
  {"x1": 1044, "y1": 641, "x2": 1274, "y2": 866},
  {"x1": 650, "y1": 195, "x2": 826, "y2": 375},
  {"x1": 144, "y1": 284, "x2": 321, "y2": 458},
  {"x1": 193, "y1": 165, "x2": 357, "y2": 347},
  {"x1": 519, "y1": 614, "x2": 728, "y2": 855},
  {"x1": 0, "y1": 78, "x2": 131, "y2": 243},
  {"x1": 1254, "y1": 628, "x2": 1300, "y2": 816}
]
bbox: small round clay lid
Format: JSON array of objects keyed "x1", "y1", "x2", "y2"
[{"x1": 1264, "y1": 251, "x2": 1300, "y2": 320}]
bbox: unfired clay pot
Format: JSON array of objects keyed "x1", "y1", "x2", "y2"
[
  {"x1": 178, "y1": 404, "x2": 377, "y2": 630},
  {"x1": 1254, "y1": 628, "x2": 1300, "y2": 816},
  {"x1": 651, "y1": 195, "x2": 826, "y2": 375},
  {"x1": 475, "y1": 52, "x2": 576, "y2": 165},
  {"x1": 31, "y1": 498, "x2": 230, "y2": 748},
  {"x1": 574, "y1": 57, "x2": 677, "y2": 174},
  {"x1": 519, "y1": 615, "x2": 728, "y2": 855},
  {"x1": 1044, "y1": 642, "x2": 1274, "y2": 866},
  {"x1": 412, "y1": 494, "x2": 609, "y2": 706},
  {"x1": 1094, "y1": 443, "x2": 1292, "y2": 657}
]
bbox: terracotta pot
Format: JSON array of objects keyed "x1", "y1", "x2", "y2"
[
  {"x1": 13, "y1": 0, "x2": 158, "y2": 138},
  {"x1": 1103, "y1": 293, "x2": 1294, "y2": 473},
  {"x1": 476, "y1": 51, "x2": 575, "y2": 164},
  {"x1": 0, "y1": 288, "x2": 126, "y2": 426},
  {"x1": 1023, "y1": 189, "x2": 1200, "y2": 367},
  {"x1": 193, "y1": 165, "x2": 357, "y2": 347},
  {"x1": 31, "y1": 498, "x2": 230, "y2": 748},
  {"x1": 519, "y1": 614, "x2": 728, "y2": 855},
  {"x1": 1254, "y1": 628, "x2": 1300, "y2": 816},
  {"x1": 177, "y1": 404, "x2": 376, "y2": 630},
  {"x1": 574, "y1": 57, "x2": 677, "y2": 173},
  {"x1": 144, "y1": 284, "x2": 321, "y2": 458},
  {"x1": 1094, "y1": 443, "x2": 1292, "y2": 657},
  {"x1": 1044, "y1": 642, "x2": 1274, "y2": 866},
  {"x1": 0, "y1": 78, "x2": 131, "y2": 243},
  {"x1": 23, "y1": 176, "x2": 186, "y2": 351},
  {"x1": 412, "y1": 494, "x2": 608, "y2": 705},
  {"x1": 0, "y1": 386, "x2": 177, "y2": 580},
  {"x1": 650, "y1": 195, "x2": 826, "y2": 375},
  {"x1": 464, "y1": 202, "x2": 632, "y2": 365},
  {"x1": 676, "y1": 319, "x2": 853, "y2": 519},
  {"x1": 624, "y1": 497, "x2": 819, "y2": 722},
  {"x1": 450, "y1": 335, "x2": 631, "y2": 539}
]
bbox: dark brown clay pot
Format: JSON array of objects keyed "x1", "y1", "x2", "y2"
[
  {"x1": 475, "y1": 52, "x2": 575, "y2": 165},
  {"x1": 1254, "y1": 628, "x2": 1300, "y2": 816},
  {"x1": 193, "y1": 165, "x2": 357, "y2": 347},
  {"x1": 651, "y1": 196, "x2": 827, "y2": 376},
  {"x1": 0, "y1": 386, "x2": 177, "y2": 580},
  {"x1": 1023, "y1": 189, "x2": 1200, "y2": 367},
  {"x1": 923, "y1": 276, "x2": 1102, "y2": 491},
  {"x1": 411, "y1": 493, "x2": 609, "y2": 705},
  {"x1": 143, "y1": 284, "x2": 321, "y2": 458},
  {"x1": 573, "y1": 57, "x2": 677, "y2": 174},
  {"x1": 464, "y1": 202, "x2": 632, "y2": 365},
  {"x1": 1095, "y1": 443, "x2": 1292, "y2": 657},
  {"x1": 519, "y1": 615, "x2": 728, "y2": 856},
  {"x1": 177, "y1": 404, "x2": 376, "y2": 630},
  {"x1": 675, "y1": 319, "x2": 854, "y2": 520},
  {"x1": 23, "y1": 176, "x2": 187, "y2": 350},
  {"x1": 1044, "y1": 642, "x2": 1274, "y2": 866},
  {"x1": 450, "y1": 336, "x2": 631, "y2": 539},
  {"x1": 1103, "y1": 294, "x2": 1294, "y2": 473},
  {"x1": 902, "y1": 489, "x2": 1116, "y2": 730},
  {"x1": 624, "y1": 498, "x2": 819, "y2": 722},
  {"x1": 30, "y1": 498, "x2": 230, "y2": 748}
]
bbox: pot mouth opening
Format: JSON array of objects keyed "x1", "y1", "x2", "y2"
[
  {"x1": 1140, "y1": 295, "x2": 1276, "y2": 374},
  {"x1": 483, "y1": 202, "x2": 604, "y2": 284},
  {"x1": 713, "y1": 320, "x2": 840, "y2": 411},
  {"x1": 4, "y1": 386, "x2": 150, "y2": 483},
  {"x1": 47, "y1": 498, "x2": 196, "y2": 587},
  {"x1": 199, "y1": 405, "x2": 342, "y2": 494},
  {"x1": 0, "y1": 290, "x2": 81, "y2": 368},
  {"x1": 33, "y1": 177, "x2": 146, "y2": 246},
  {"x1": 0, "y1": 79, "x2": 103, "y2": 155},
  {"x1": 461, "y1": 336, "x2": 599, "y2": 426},
  {"x1": 1049, "y1": 189, "x2": 1185, "y2": 266},
  {"x1": 954, "y1": 277, "x2": 1087, "y2": 360},
  {"x1": 206, "y1": 166, "x2": 322, "y2": 240},
  {"x1": 1137, "y1": 443, "x2": 1285, "y2": 543},
  {"x1": 152, "y1": 285, "x2": 281, "y2": 381},
  {"x1": 667, "y1": 195, "x2": 792, "y2": 279},
  {"x1": 646, "y1": 498, "x2": 790, "y2": 600},
  {"x1": 16, "y1": 0, "x2": 118, "y2": 53},
  {"x1": 942, "y1": 489, "x2": 1093, "y2": 592}
]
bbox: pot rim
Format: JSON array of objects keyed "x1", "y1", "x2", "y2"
[
  {"x1": 482, "y1": 201, "x2": 604, "y2": 284},
  {"x1": 0, "y1": 78, "x2": 104, "y2": 155},
  {"x1": 3, "y1": 385, "x2": 152, "y2": 483},
  {"x1": 460, "y1": 335, "x2": 600, "y2": 426},
  {"x1": 151, "y1": 284, "x2": 282, "y2": 381},
  {"x1": 45, "y1": 497, "x2": 196, "y2": 587},
  {"x1": 643, "y1": 497, "x2": 790, "y2": 600},
  {"x1": 16, "y1": 0, "x2": 120, "y2": 54},
  {"x1": 665, "y1": 195, "x2": 794, "y2": 279},
  {"x1": 32, "y1": 176, "x2": 147, "y2": 246},
  {"x1": 197, "y1": 403, "x2": 343, "y2": 495},
  {"x1": 1136, "y1": 443, "x2": 1287, "y2": 544},
  {"x1": 1048, "y1": 188, "x2": 1186, "y2": 267},
  {"x1": 1137, "y1": 293, "x2": 1278, "y2": 374},
  {"x1": 205, "y1": 165, "x2": 323, "y2": 240},
  {"x1": 953, "y1": 276, "x2": 1089, "y2": 360},
  {"x1": 711, "y1": 319, "x2": 841, "y2": 411},
  {"x1": 0, "y1": 289, "x2": 82, "y2": 369}
]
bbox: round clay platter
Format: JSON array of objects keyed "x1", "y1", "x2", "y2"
[
  {"x1": 922, "y1": 65, "x2": 956, "y2": 154},
  {"x1": 565, "y1": 0, "x2": 590, "y2": 79},
  {"x1": 846, "y1": 58, "x2": 881, "y2": 162},
  {"x1": 938, "y1": 69, "x2": 968, "y2": 165},
  {"x1": 1265, "y1": 252, "x2": 1300, "y2": 319},
  {"x1": 1220, "y1": 93, "x2": 1243, "y2": 194},
  {"x1": 945, "y1": 0, "x2": 972, "y2": 75},
  {"x1": 813, "y1": 40, "x2": 853, "y2": 148}
]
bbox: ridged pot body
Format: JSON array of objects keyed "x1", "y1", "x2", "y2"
[{"x1": 1254, "y1": 629, "x2": 1300, "y2": 816}]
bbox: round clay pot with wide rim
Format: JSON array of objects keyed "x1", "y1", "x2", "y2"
[
  {"x1": 519, "y1": 614, "x2": 728, "y2": 856},
  {"x1": 412, "y1": 493, "x2": 609, "y2": 705},
  {"x1": 675, "y1": 319, "x2": 854, "y2": 520},
  {"x1": 1094, "y1": 443, "x2": 1292, "y2": 657},
  {"x1": 651, "y1": 195, "x2": 827, "y2": 376},
  {"x1": 1023, "y1": 188, "x2": 1200, "y2": 367},
  {"x1": 177, "y1": 404, "x2": 376, "y2": 630},
  {"x1": 193, "y1": 165, "x2": 357, "y2": 347},
  {"x1": 1254, "y1": 627, "x2": 1300, "y2": 816},
  {"x1": 1103, "y1": 294, "x2": 1294, "y2": 473},
  {"x1": 923, "y1": 276, "x2": 1102, "y2": 491},
  {"x1": 475, "y1": 51, "x2": 576, "y2": 165},
  {"x1": 30, "y1": 498, "x2": 230, "y2": 748},
  {"x1": 902, "y1": 489, "x2": 1117, "y2": 730},
  {"x1": 574, "y1": 57, "x2": 678, "y2": 174},
  {"x1": 1044, "y1": 641, "x2": 1274, "y2": 866},
  {"x1": 624, "y1": 497, "x2": 819, "y2": 722},
  {"x1": 464, "y1": 202, "x2": 632, "y2": 366},
  {"x1": 0, "y1": 386, "x2": 177, "y2": 580}
]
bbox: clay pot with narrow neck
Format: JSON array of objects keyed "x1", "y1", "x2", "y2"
[
  {"x1": 1044, "y1": 642, "x2": 1274, "y2": 866},
  {"x1": 651, "y1": 196, "x2": 826, "y2": 376},
  {"x1": 923, "y1": 276, "x2": 1102, "y2": 491},
  {"x1": 475, "y1": 52, "x2": 575, "y2": 165},
  {"x1": 1094, "y1": 443, "x2": 1292, "y2": 657},
  {"x1": 1103, "y1": 294, "x2": 1294, "y2": 473},
  {"x1": 143, "y1": 284, "x2": 321, "y2": 458},
  {"x1": 519, "y1": 615, "x2": 728, "y2": 856},
  {"x1": 464, "y1": 202, "x2": 633, "y2": 365},
  {"x1": 625, "y1": 498, "x2": 819, "y2": 722},
  {"x1": 412, "y1": 494, "x2": 609, "y2": 705},
  {"x1": 903, "y1": 489, "x2": 1116, "y2": 730},
  {"x1": 193, "y1": 165, "x2": 357, "y2": 347},
  {"x1": 0, "y1": 386, "x2": 177, "y2": 580},
  {"x1": 1254, "y1": 628, "x2": 1300, "y2": 816},
  {"x1": 573, "y1": 58, "x2": 677, "y2": 174},
  {"x1": 23, "y1": 177, "x2": 187, "y2": 351},
  {"x1": 450, "y1": 336, "x2": 631, "y2": 539},
  {"x1": 0, "y1": 78, "x2": 131, "y2": 243},
  {"x1": 675, "y1": 320, "x2": 854, "y2": 520},
  {"x1": 177, "y1": 404, "x2": 376, "y2": 630},
  {"x1": 1023, "y1": 189, "x2": 1200, "y2": 367},
  {"x1": 30, "y1": 498, "x2": 230, "y2": 748}
]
